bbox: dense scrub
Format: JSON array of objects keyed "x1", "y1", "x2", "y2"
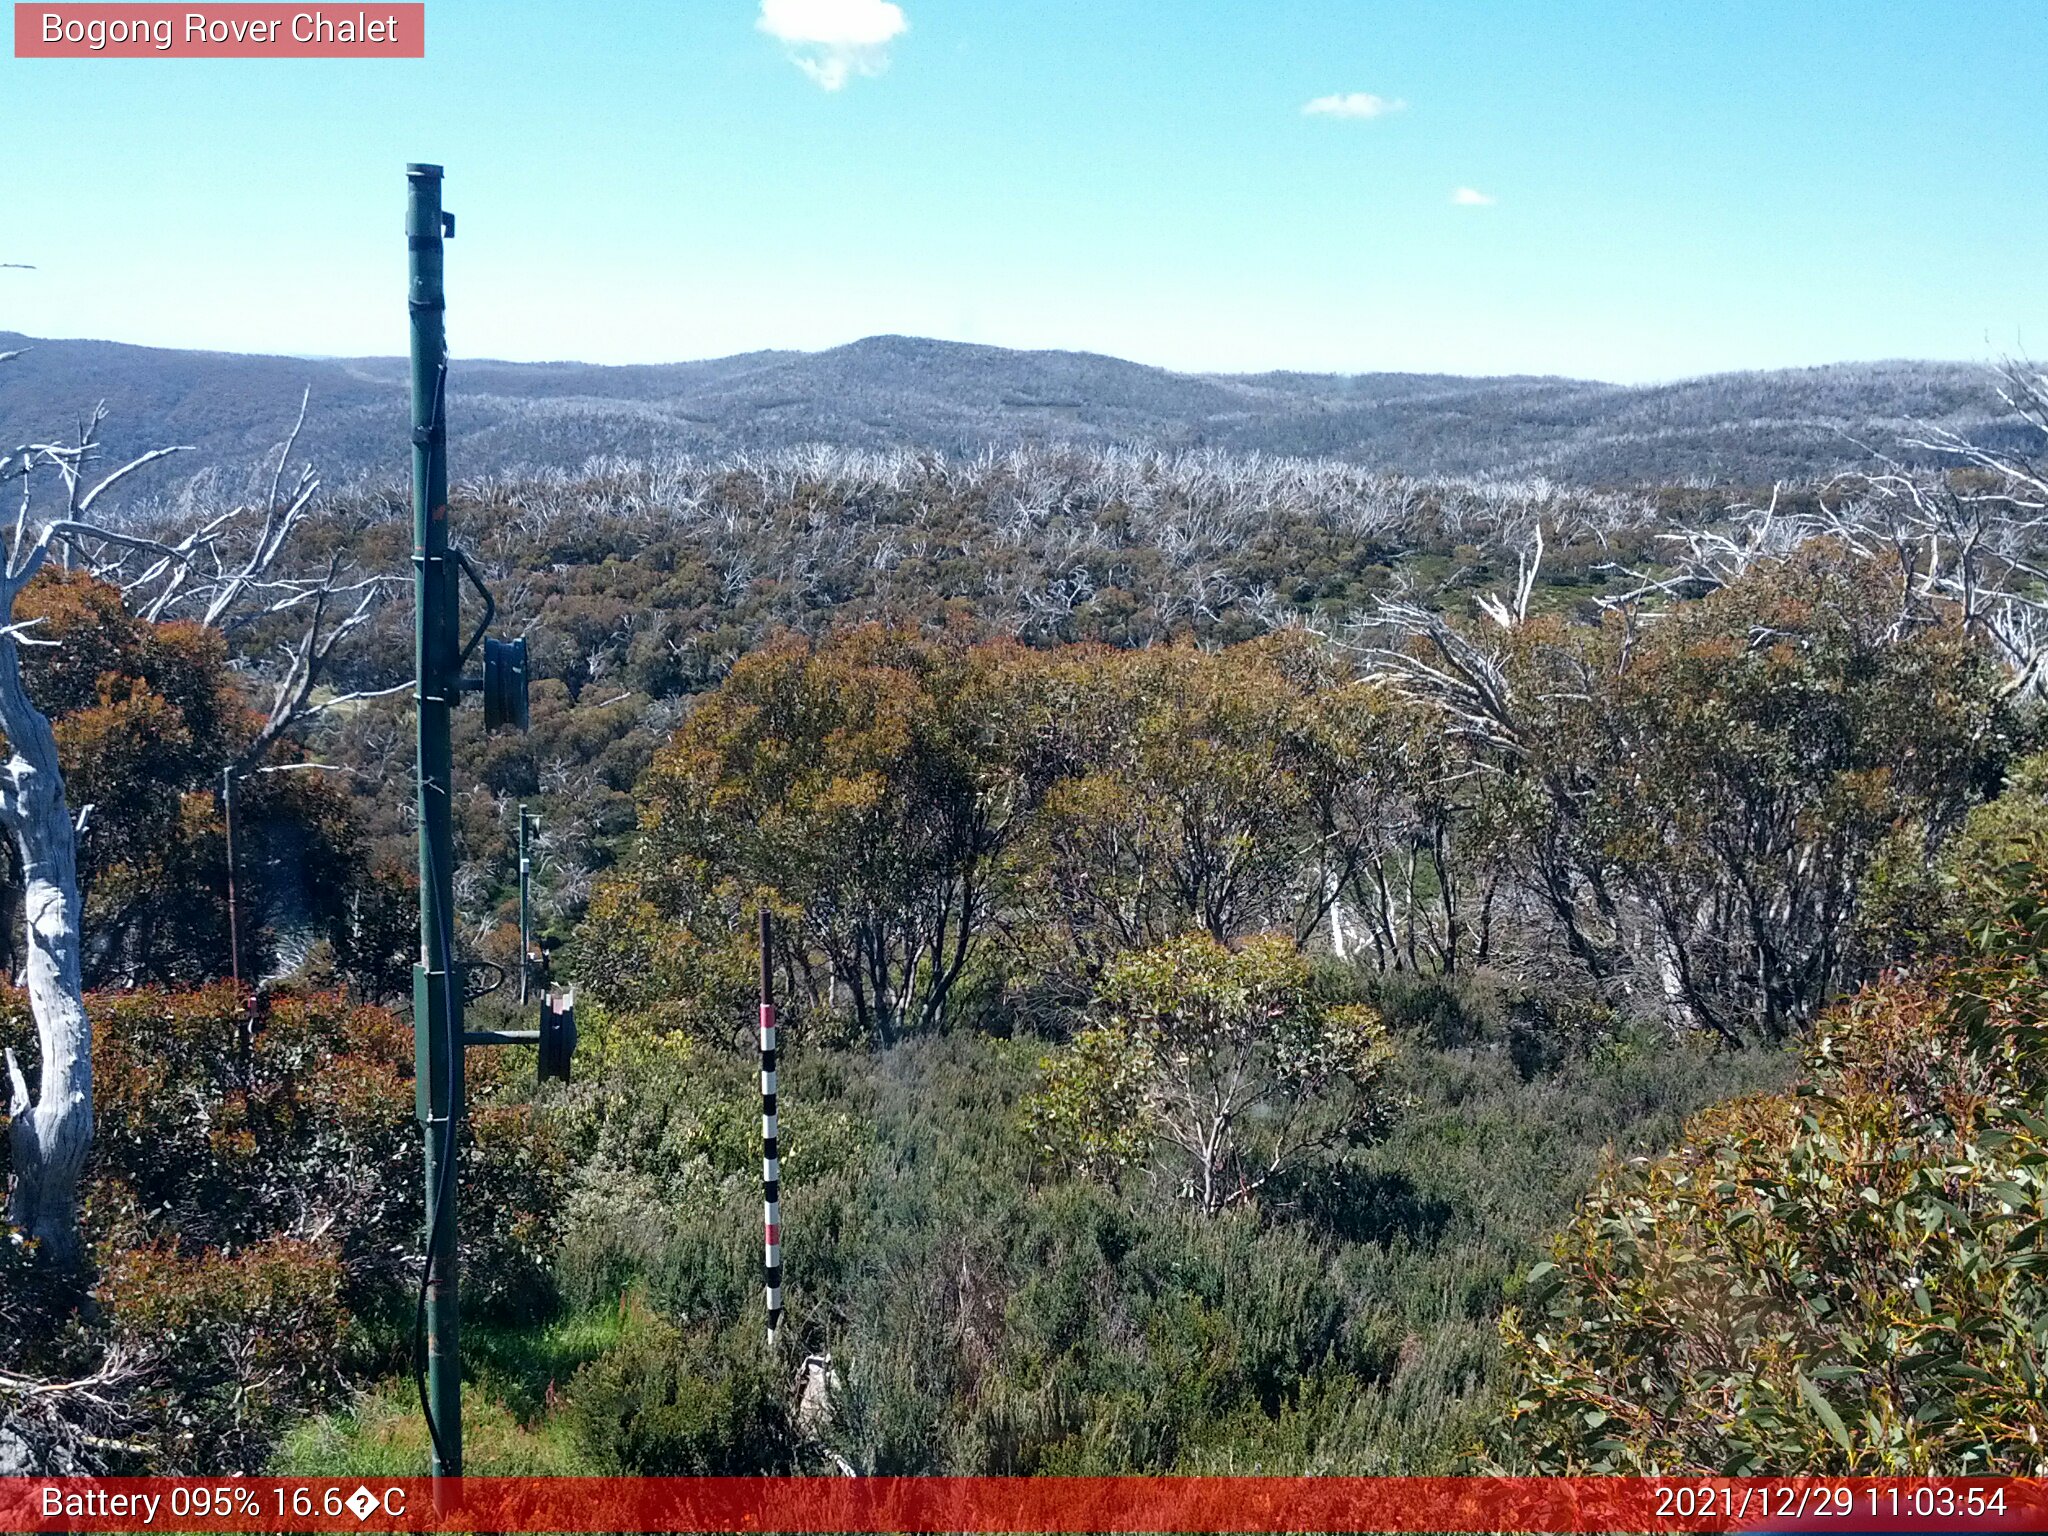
[
  {"x1": 580, "y1": 547, "x2": 2020, "y2": 1051},
  {"x1": 206, "y1": 446, "x2": 2012, "y2": 1024},
  {"x1": 532, "y1": 1001, "x2": 1789, "y2": 1474}
]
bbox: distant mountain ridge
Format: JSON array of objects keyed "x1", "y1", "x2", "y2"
[{"x1": 0, "y1": 330, "x2": 2028, "y2": 492}]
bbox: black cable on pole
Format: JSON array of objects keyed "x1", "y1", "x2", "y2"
[
  {"x1": 412, "y1": 815, "x2": 461, "y2": 1473},
  {"x1": 412, "y1": 1105, "x2": 457, "y2": 1470}
]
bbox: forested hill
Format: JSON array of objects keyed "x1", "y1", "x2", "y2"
[{"x1": 0, "y1": 329, "x2": 2026, "y2": 489}]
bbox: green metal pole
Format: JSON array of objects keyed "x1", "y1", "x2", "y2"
[{"x1": 407, "y1": 162, "x2": 463, "y2": 1484}]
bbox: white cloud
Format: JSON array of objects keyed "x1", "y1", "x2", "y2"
[
  {"x1": 1301, "y1": 92, "x2": 1405, "y2": 120},
  {"x1": 758, "y1": 0, "x2": 908, "y2": 90},
  {"x1": 1451, "y1": 186, "x2": 1496, "y2": 206}
]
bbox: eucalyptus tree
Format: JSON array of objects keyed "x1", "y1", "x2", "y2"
[
  {"x1": 1360, "y1": 520, "x2": 2017, "y2": 1042},
  {"x1": 627, "y1": 626, "x2": 1030, "y2": 1046}
]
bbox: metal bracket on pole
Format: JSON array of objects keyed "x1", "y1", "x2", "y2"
[{"x1": 453, "y1": 547, "x2": 494, "y2": 668}]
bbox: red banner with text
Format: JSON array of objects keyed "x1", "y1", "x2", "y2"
[
  {"x1": 1, "y1": 1477, "x2": 2046, "y2": 1533},
  {"x1": 14, "y1": 4, "x2": 423, "y2": 57}
]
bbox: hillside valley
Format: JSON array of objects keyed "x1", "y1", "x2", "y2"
[{"x1": 0, "y1": 329, "x2": 2028, "y2": 491}]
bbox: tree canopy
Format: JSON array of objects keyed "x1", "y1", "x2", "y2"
[{"x1": 2, "y1": 569, "x2": 404, "y2": 994}]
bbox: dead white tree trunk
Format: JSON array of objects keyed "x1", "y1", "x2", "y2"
[
  {"x1": 0, "y1": 370, "x2": 190, "y2": 1263},
  {"x1": 107, "y1": 390, "x2": 410, "y2": 767},
  {"x1": 0, "y1": 623, "x2": 90, "y2": 1265}
]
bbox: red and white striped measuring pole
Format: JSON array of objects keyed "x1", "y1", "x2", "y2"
[{"x1": 759, "y1": 909, "x2": 783, "y2": 1347}]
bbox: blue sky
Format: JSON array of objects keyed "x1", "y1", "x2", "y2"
[{"x1": 1, "y1": 0, "x2": 2042, "y2": 381}]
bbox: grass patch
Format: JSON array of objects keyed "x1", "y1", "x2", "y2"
[
  {"x1": 465, "y1": 1304, "x2": 630, "y2": 1425},
  {"x1": 272, "y1": 1378, "x2": 599, "y2": 1477},
  {"x1": 273, "y1": 1305, "x2": 626, "y2": 1475}
]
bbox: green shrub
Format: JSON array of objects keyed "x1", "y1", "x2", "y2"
[
  {"x1": 462, "y1": 1043, "x2": 580, "y2": 1321},
  {"x1": 82, "y1": 985, "x2": 415, "y2": 1269},
  {"x1": 0, "y1": 979, "x2": 574, "y2": 1474},
  {"x1": 1028, "y1": 932, "x2": 1394, "y2": 1213},
  {"x1": 1370, "y1": 973, "x2": 1502, "y2": 1050},
  {"x1": 565, "y1": 1314, "x2": 792, "y2": 1474},
  {"x1": 554, "y1": 1166, "x2": 684, "y2": 1315},
  {"x1": 99, "y1": 1237, "x2": 348, "y2": 1472},
  {"x1": 66, "y1": 982, "x2": 571, "y2": 1327}
]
